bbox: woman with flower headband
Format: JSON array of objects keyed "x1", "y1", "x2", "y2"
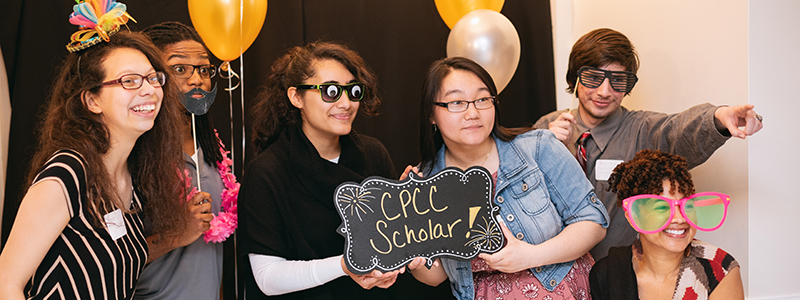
[
  {"x1": 238, "y1": 41, "x2": 429, "y2": 299},
  {"x1": 0, "y1": 1, "x2": 189, "y2": 299},
  {"x1": 135, "y1": 21, "x2": 238, "y2": 300},
  {"x1": 407, "y1": 57, "x2": 609, "y2": 300},
  {"x1": 590, "y1": 149, "x2": 743, "y2": 299}
]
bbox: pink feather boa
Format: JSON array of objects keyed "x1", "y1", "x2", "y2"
[{"x1": 184, "y1": 133, "x2": 239, "y2": 243}]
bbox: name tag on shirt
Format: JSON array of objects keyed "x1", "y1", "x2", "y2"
[
  {"x1": 595, "y1": 159, "x2": 624, "y2": 181},
  {"x1": 104, "y1": 209, "x2": 127, "y2": 240}
]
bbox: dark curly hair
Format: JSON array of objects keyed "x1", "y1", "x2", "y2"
[
  {"x1": 607, "y1": 149, "x2": 695, "y2": 207},
  {"x1": 26, "y1": 31, "x2": 188, "y2": 238},
  {"x1": 251, "y1": 41, "x2": 381, "y2": 153},
  {"x1": 141, "y1": 21, "x2": 207, "y2": 49}
]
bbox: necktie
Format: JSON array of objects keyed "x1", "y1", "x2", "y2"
[{"x1": 576, "y1": 131, "x2": 591, "y2": 173}]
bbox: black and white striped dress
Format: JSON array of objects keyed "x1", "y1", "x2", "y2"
[{"x1": 24, "y1": 149, "x2": 148, "y2": 299}]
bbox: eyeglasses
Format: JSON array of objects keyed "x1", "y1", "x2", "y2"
[
  {"x1": 295, "y1": 83, "x2": 365, "y2": 102},
  {"x1": 434, "y1": 96, "x2": 496, "y2": 113},
  {"x1": 171, "y1": 64, "x2": 217, "y2": 79},
  {"x1": 100, "y1": 72, "x2": 166, "y2": 90},
  {"x1": 577, "y1": 66, "x2": 638, "y2": 93},
  {"x1": 622, "y1": 192, "x2": 730, "y2": 234}
]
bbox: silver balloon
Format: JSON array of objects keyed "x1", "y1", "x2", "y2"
[{"x1": 447, "y1": 9, "x2": 521, "y2": 93}]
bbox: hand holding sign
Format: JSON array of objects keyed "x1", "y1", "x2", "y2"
[
  {"x1": 335, "y1": 166, "x2": 504, "y2": 275},
  {"x1": 341, "y1": 258, "x2": 402, "y2": 290},
  {"x1": 477, "y1": 220, "x2": 534, "y2": 273}
]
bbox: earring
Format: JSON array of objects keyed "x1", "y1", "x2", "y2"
[{"x1": 432, "y1": 124, "x2": 438, "y2": 135}]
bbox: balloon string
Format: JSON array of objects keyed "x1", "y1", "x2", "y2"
[
  {"x1": 227, "y1": 63, "x2": 235, "y2": 175},
  {"x1": 221, "y1": 64, "x2": 240, "y2": 91},
  {"x1": 239, "y1": 0, "x2": 246, "y2": 167},
  {"x1": 191, "y1": 113, "x2": 202, "y2": 192},
  {"x1": 239, "y1": 59, "x2": 246, "y2": 167},
  {"x1": 235, "y1": 2, "x2": 244, "y2": 299},
  {"x1": 233, "y1": 232, "x2": 239, "y2": 299}
]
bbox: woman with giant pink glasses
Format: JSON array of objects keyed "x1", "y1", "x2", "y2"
[{"x1": 589, "y1": 149, "x2": 743, "y2": 300}]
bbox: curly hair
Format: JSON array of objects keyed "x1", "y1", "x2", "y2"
[
  {"x1": 607, "y1": 149, "x2": 695, "y2": 207},
  {"x1": 250, "y1": 41, "x2": 381, "y2": 153},
  {"x1": 26, "y1": 31, "x2": 188, "y2": 239},
  {"x1": 142, "y1": 21, "x2": 224, "y2": 167},
  {"x1": 566, "y1": 28, "x2": 639, "y2": 95},
  {"x1": 141, "y1": 21, "x2": 207, "y2": 49},
  {"x1": 418, "y1": 57, "x2": 533, "y2": 173}
]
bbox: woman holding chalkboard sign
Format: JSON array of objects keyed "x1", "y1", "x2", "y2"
[
  {"x1": 238, "y1": 42, "x2": 446, "y2": 299},
  {"x1": 408, "y1": 57, "x2": 610, "y2": 300}
]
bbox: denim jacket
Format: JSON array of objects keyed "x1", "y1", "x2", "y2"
[{"x1": 424, "y1": 130, "x2": 609, "y2": 299}]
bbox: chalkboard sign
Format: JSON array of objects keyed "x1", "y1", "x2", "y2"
[{"x1": 335, "y1": 166, "x2": 504, "y2": 275}]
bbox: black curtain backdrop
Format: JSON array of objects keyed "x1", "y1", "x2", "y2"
[{"x1": 1, "y1": 0, "x2": 554, "y2": 299}]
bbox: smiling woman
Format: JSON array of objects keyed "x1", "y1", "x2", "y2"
[
  {"x1": 87, "y1": 48, "x2": 166, "y2": 139},
  {"x1": 408, "y1": 57, "x2": 609, "y2": 300},
  {"x1": 0, "y1": 28, "x2": 187, "y2": 299},
  {"x1": 590, "y1": 149, "x2": 744, "y2": 300},
  {"x1": 239, "y1": 41, "x2": 443, "y2": 300}
]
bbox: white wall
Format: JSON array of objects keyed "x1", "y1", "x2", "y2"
[
  {"x1": 552, "y1": 0, "x2": 800, "y2": 298},
  {"x1": 748, "y1": 1, "x2": 800, "y2": 299},
  {"x1": 549, "y1": 0, "x2": 572, "y2": 111}
]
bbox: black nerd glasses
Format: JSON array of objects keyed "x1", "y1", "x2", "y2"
[
  {"x1": 171, "y1": 64, "x2": 217, "y2": 79},
  {"x1": 434, "y1": 96, "x2": 496, "y2": 113}
]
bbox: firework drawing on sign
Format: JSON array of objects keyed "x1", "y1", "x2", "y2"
[
  {"x1": 337, "y1": 186, "x2": 378, "y2": 222},
  {"x1": 465, "y1": 215, "x2": 503, "y2": 249}
]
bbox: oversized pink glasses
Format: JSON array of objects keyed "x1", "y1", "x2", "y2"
[{"x1": 622, "y1": 192, "x2": 730, "y2": 234}]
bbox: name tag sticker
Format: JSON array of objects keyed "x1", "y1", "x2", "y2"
[
  {"x1": 104, "y1": 209, "x2": 127, "y2": 240},
  {"x1": 595, "y1": 159, "x2": 624, "y2": 181}
]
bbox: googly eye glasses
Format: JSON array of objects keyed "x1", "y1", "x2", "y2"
[
  {"x1": 295, "y1": 82, "x2": 365, "y2": 103},
  {"x1": 578, "y1": 66, "x2": 638, "y2": 93}
]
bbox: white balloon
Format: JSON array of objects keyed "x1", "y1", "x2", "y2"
[{"x1": 447, "y1": 9, "x2": 521, "y2": 93}]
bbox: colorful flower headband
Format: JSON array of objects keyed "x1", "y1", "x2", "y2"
[{"x1": 66, "y1": 0, "x2": 136, "y2": 53}]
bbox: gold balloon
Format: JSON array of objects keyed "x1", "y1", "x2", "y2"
[
  {"x1": 189, "y1": 0, "x2": 268, "y2": 61},
  {"x1": 435, "y1": 0, "x2": 504, "y2": 29}
]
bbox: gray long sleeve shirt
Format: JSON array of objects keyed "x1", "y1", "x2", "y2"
[
  {"x1": 135, "y1": 149, "x2": 224, "y2": 300},
  {"x1": 534, "y1": 103, "x2": 730, "y2": 259}
]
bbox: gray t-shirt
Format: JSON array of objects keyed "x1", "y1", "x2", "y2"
[
  {"x1": 135, "y1": 149, "x2": 225, "y2": 300},
  {"x1": 534, "y1": 103, "x2": 729, "y2": 259}
]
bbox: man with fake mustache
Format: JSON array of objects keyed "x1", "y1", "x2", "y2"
[{"x1": 137, "y1": 22, "x2": 231, "y2": 300}]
